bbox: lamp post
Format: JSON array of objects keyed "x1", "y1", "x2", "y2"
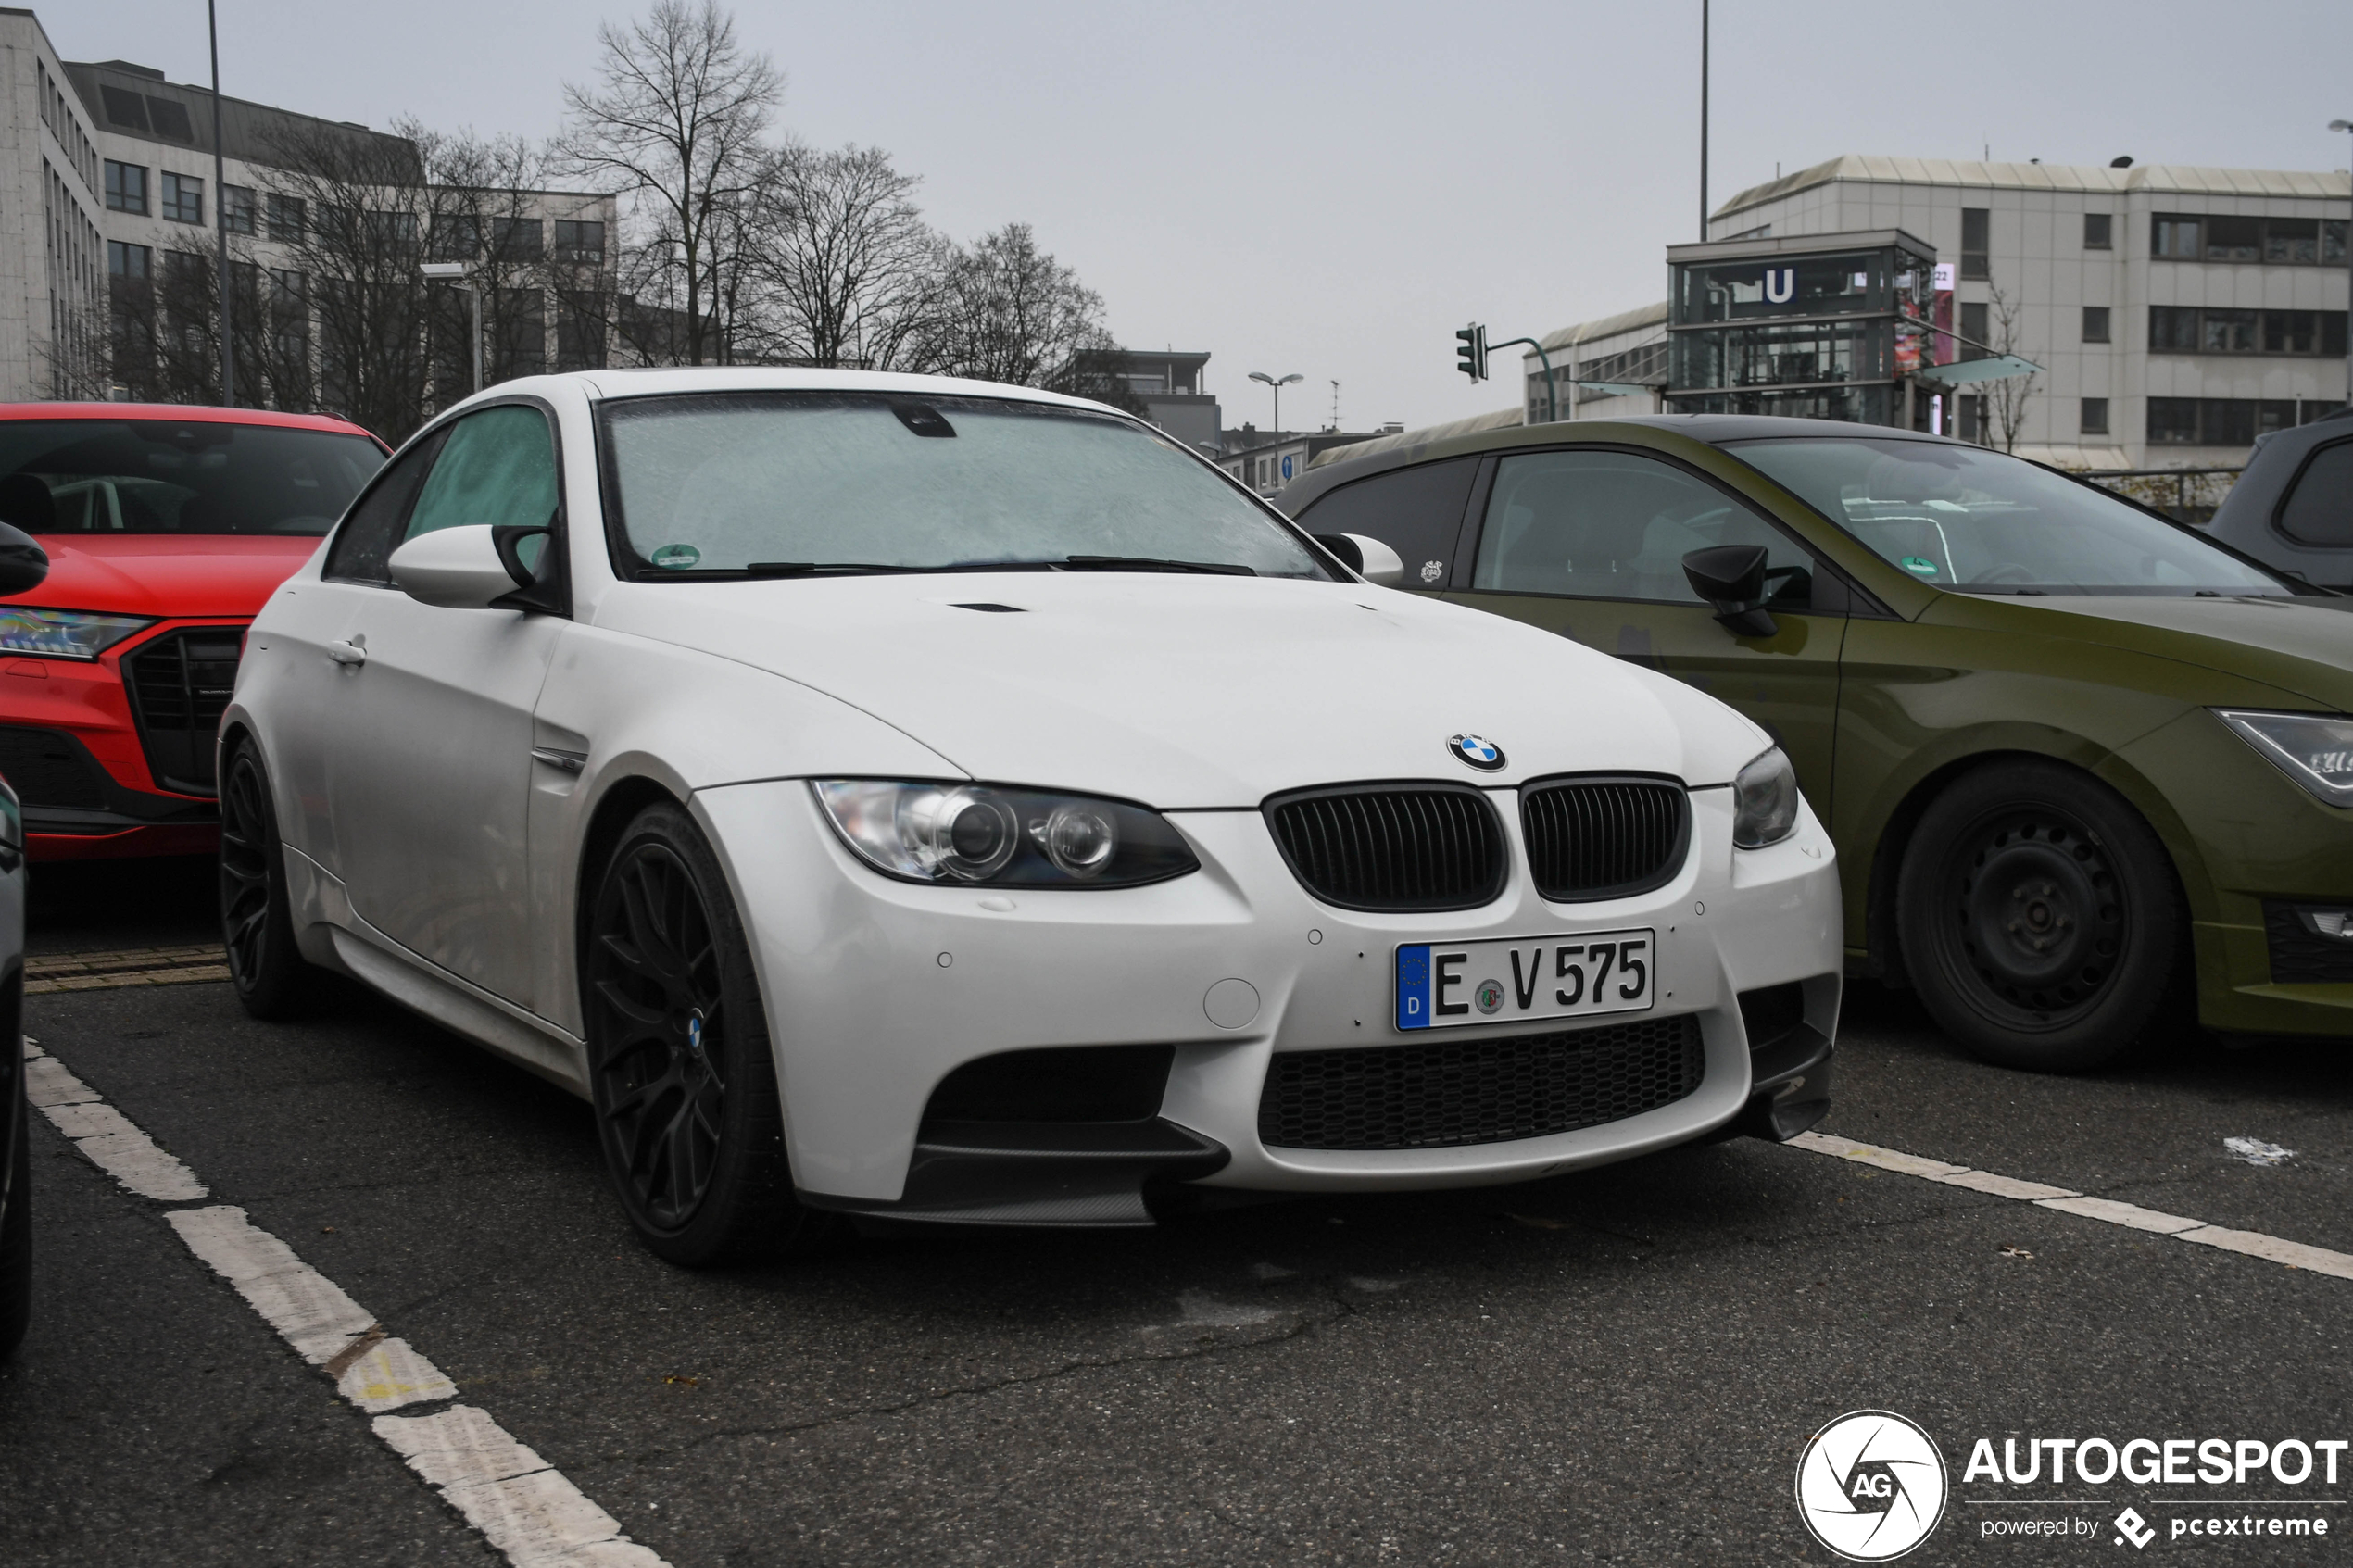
[
  {"x1": 420, "y1": 261, "x2": 481, "y2": 395},
  {"x1": 2334, "y1": 120, "x2": 2353, "y2": 410},
  {"x1": 1249, "y1": 370, "x2": 1302, "y2": 437},
  {"x1": 208, "y1": 0, "x2": 233, "y2": 405}
]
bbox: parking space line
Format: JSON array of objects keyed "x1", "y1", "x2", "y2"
[
  {"x1": 1789, "y1": 1131, "x2": 2353, "y2": 1282},
  {"x1": 24, "y1": 1036, "x2": 668, "y2": 1567}
]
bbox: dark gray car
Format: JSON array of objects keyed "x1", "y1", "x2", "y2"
[{"x1": 2206, "y1": 408, "x2": 2353, "y2": 589}]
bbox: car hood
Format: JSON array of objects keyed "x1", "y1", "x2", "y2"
[
  {"x1": 590, "y1": 572, "x2": 1770, "y2": 807},
  {"x1": 9, "y1": 534, "x2": 324, "y2": 619},
  {"x1": 1934, "y1": 593, "x2": 2353, "y2": 710}
]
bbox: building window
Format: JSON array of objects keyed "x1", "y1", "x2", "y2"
[
  {"x1": 1959, "y1": 302, "x2": 1988, "y2": 356},
  {"x1": 489, "y1": 218, "x2": 543, "y2": 261},
  {"x1": 429, "y1": 215, "x2": 482, "y2": 261},
  {"x1": 2083, "y1": 213, "x2": 2112, "y2": 251},
  {"x1": 2148, "y1": 306, "x2": 2346, "y2": 357},
  {"x1": 553, "y1": 220, "x2": 605, "y2": 263},
  {"x1": 107, "y1": 240, "x2": 152, "y2": 279},
  {"x1": 2081, "y1": 397, "x2": 2109, "y2": 436},
  {"x1": 159, "y1": 171, "x2": 203, "y2": 225},
  {"x1": 2082, "y1": 307, "x2": 2110, "y2": 344},
  {"x1": 2148, "y1": 396, "x2": 2315, "y2": 446},
  {"x1": 2154, "y1": 212, "x2": 2347, "y2": 265},
  {"x1": 221, "y1": 184, "x2": 256, "y2": 235},
  {"x1": 104, "y1": 159, "x2": 147, "y2": 215},
  {"x1": 2201, "y1": 307, "x2": 2258, "y2": 354},
  {"x1": 1960, "y1": 207, "x2": 1990, "y2": 281},
  {"x1": 267, "y1": 193, "x2": 307, "y2": 242}
]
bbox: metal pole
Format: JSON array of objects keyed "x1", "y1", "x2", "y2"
[
  {"x1": 469, "y1": 284, "x2": 483, "y2": 394},
  {"x1": 1699, "y1": 0, "x2": 1709, "y2": 241},
  {"x1": 208, "y1": 0, "x2": 233, "y2": 405}
]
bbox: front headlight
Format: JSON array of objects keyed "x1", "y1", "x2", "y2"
[
  {"x1": 812, "y1": 780, "x2": 1201, "y2": 888},
  {"x1": 1732, "y1": 746, "x2": 1801, "y2": 848},
  {"x1": 0, "y1": 608, "x2": 156, "y2": 660},
  {"x1": 2216, "y1": 709, "x2": 2353, "y2": 808}
]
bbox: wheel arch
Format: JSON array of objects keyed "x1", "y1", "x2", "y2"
[
  {"x1": 1856, "y1": 730, "x2": 2206, "y2": 988},
  {"x1": 572, "y1": 772, "x2": 689, "y2": 992}
]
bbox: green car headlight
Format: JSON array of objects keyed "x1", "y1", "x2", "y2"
[
  {"x1": 0, "y1": 608, "x2": 157, "y2": 661},
  {"x1": 2215, "y1": 709, "x2": 2353, "y2": 808}
]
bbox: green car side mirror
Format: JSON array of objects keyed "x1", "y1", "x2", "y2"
[{"x1": 1683, "y1": 545, "x2": 1777, "y2": 638}]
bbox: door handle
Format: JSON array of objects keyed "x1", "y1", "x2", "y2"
[{"x1": 327, "y1": 639, "x2": 367, "y2": 666}]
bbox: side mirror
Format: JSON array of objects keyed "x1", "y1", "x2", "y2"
[
  {"x1": 0, "y1": 522, "x2": 49, "y2": 597},
  {"x1": 1682, "y1": 544, "x2": 1778, "y2": 638},
  {"x1": 1315, "y1": 532, "x2": 1407, "y2": 588},
  {"x1": 389, "y1": 524, "x2": 541, "y2": 609}
]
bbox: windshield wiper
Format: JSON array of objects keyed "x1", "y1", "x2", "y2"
[
  {"x1": 740, "y1": 561, "x2": 927, "y2": 576},
  {"x1": 1054, "y1": 555, "x2": 1255, "y2": 576}
]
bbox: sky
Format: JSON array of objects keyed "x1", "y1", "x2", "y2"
[{"x1": 52, "y1": 1, "x2": 2353, "y2": 433}]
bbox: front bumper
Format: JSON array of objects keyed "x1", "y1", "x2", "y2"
[{"x1": 697, "y1": 779, "x2": 1844, "y2": 1220}]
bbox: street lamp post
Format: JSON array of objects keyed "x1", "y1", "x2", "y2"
[
  {"x1": 2333, "y1": 120, "x2": 2353, "y2": 410},
  {"x1": 1249, "y1": 370, "x2": 1302, "y2": 438},
  {"x1": 208, "y1": 0, "x2": 233, "y2": 405},
  {"x1": 420, "y1": 261, "x2": 481, "y2": 395}
]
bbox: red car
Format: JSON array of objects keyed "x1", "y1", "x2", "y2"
[{"x1": 0, "y1": 405, "x2": 387, "y2": 860}]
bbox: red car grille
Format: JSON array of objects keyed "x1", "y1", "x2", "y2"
[{"x1": 122, "y1": 628, "x2": 243, "y2": 797}]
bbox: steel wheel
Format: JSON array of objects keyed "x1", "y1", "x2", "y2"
[
  {"x1": 588, "y1": 840, "x2": 728, "y2": 1229},
  {"x1": 1898, "y1": 760, "x2": 2179, "y2": 1073}
]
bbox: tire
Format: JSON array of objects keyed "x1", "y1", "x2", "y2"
[
  {"x1": 219, "y1": 739, "x2": 321, "y2": 1020},
  {"x1": 1897, "y1": 759, "x2": 2181, "y2": 1073},
  {"x1": 0, "y1": 1080, "x2": 31, "y2": 1359},
  {"x1": 584, "y1": 802, "x2": 824, "y2": 1266}
]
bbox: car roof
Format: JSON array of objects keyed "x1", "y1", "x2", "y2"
[
  {"x1": 0, "y1": 401, "x2": 383, "y2": 441},
  {"x1": 535, "y1": 366, "x2": 1124, "y2": 418},
  {"x1": 1277, "y1": 411, "x2": 1959, "y2": 512}
]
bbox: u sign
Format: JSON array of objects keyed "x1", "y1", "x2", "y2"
[{"x1": 1764, "y1": 267, "x2": 1796, "y2": 305}]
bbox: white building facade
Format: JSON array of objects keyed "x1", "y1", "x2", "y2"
[{"x1": 1700, "y1": 156, "x2": 2350, "y2": 468}]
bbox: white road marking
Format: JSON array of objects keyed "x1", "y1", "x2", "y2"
[
  {"x1": 27, "y1": 1037, "x2": 669, "y2": 1567},
  {"x1": 26, "y1": 1052, "x2": 207, "y2": 1201},
  {"x1": 1789, "y1": 1131, "x2": 2353, "y2": 1282}
]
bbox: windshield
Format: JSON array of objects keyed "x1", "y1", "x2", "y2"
[
  {"x1": 0, "y1": 420, "x2": 384, "y2": 536},
  {"x1": 598, "y1": 392, "x2": 1328, "y2": 578},
  {"x1": 1729, "y1": 437, "x2": 2286, "y2": 596}
]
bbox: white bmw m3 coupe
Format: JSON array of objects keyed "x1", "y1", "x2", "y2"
[{"x1": 222, "y1": 369, "x2": 1843, "y2": 1264}]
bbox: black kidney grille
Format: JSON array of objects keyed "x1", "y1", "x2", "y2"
[
  {"x1": 1266, "y1": 787, "x2": 1504, "y2": 911},
  {"x1": 1258, "y1": 1014, "x2": 1705, "y2": 1151},
  {"x1": 1522, "y1": 778, "x2": 1688, "y2": 900},
  {"x1": 123, "y1": 629, "x2": 243, "y2": 795}
]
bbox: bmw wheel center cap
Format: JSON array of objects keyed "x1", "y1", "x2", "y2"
[{"x1": 1448, "y1": 734, "x2": 1505, "y2": 771}]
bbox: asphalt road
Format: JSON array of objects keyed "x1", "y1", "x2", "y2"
[{"x1": 4, "y1": 860, "x2": 2350, "y2": 1565}]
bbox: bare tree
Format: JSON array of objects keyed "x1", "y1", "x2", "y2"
[
  {"x1": 752, "y1": 143, "x2": 941, "y2": 369},
  {"x1": 912, "y1": 223, "x2": 1141, "y2": 412},
  {"x1": 558, "y1": 0, "x2": 781, "y2": 366},
  {"x1": 1986, "y1": 282, "x2": 2038, "y2": 455}
]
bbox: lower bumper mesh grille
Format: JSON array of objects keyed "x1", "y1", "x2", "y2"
[
  {"x1": 123, "y1": 627, "x2": 243, "y2": 796},
  {"x1": 1257, "y1": 1014, "x2": 1705, "y2": 1150}
]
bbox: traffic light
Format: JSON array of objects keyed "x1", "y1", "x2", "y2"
[{"x1": 1455, "y1": 323, "x2": 1488, "y2": 383}]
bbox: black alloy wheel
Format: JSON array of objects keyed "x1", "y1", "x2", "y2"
[
  {"x1": 1898, "y1": 759, "x2": 2181, "y2": 1073},
  {"x1": 585, "y1": 802, "x2": 821, "y2": 1266},
  {"x1": 219, "y1": 739, "x2": 319, "y2": 1020}
]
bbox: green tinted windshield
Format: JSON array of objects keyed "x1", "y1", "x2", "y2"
[
  {"x1": 0, "y1": 420, "x2": 384, "y2": 535},
  {"x1": 1729, "y1": 437, "x2": 2285, "y2": 596},
  {"x1": 598, "y1": 392, "x2": 1327, "y2": 578}
]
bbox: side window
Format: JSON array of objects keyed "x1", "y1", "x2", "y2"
[
  {"x1": 1293, "y1": 458, "x2": 1477, "y2": 589},
  {"x1": 404, "y1": 404, "x2": 559, "y2": 542},
  {"x1": 1470, "y1": 449, "x2": 1817, "y2": 608},
  {"x1": 2277, "y1": 439, "x2": 2353, "y2": 547},
  {"x1": 323, "y1": 428, "x2": 446, "y2": 584}
]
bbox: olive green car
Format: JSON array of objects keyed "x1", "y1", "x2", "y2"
[{"x1": 1277, "y1": 415, "x2": 2353, "y2": 1072}]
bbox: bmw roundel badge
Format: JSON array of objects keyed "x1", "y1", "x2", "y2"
[{"x1": 1447, "y1": 734, "x2": 1505, "y2": 771}]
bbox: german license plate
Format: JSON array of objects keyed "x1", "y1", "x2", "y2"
[{"x1": 1395, "y1": 929, "x2": 1655, "y2": 1032}]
